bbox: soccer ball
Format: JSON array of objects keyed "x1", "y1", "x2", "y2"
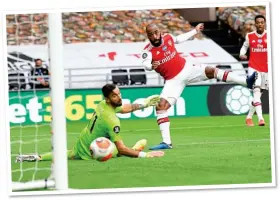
[
  {"x1": 90, "y1": 137, "x2": 115, "y2": 162},
  {"x1": 225, "y1": 85, "x2": 253, "y2": 115}
]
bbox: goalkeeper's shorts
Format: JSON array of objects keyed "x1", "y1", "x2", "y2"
[
  {"x1": 70, "y1": 139, "x2": 92, "y2": 160},
  {"x1": 69, "y1": 144, "x2": 81, "y2": 160}
]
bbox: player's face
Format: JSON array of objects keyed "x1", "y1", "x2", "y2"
[
  {"x1": 108, "y1": 87, "x2": 122, "y2": 107},
  {"x1": 255, "y1": 18, "x2": 265, "y2": 33},
  {"x1": 147, "y1": 27, "x2": 162, "y2": 47}
]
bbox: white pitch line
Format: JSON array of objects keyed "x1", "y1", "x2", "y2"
[
  {"x1": 174, "y1": 138, "x2": 270, "y2": 147},
  {"x1": 9, "y1": 125, "x2": 270, "y2": 151},
  {"x1": 10, "y1": 124, "x2": 266, "y2": 138},
  {"x1": 10, "y1": 139, "x2": 270, "y2": 154}
]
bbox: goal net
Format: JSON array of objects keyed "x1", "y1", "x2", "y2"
[{"x1": 7, "y1": 12, "x2": 68, "y2": 192}]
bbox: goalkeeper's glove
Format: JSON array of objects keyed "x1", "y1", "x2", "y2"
[
  {"x1": 143, "y1": 95, "x2": 160, "y2": 108},
  {"x1": 146, "y1": 151, "x2": 165, "y2": 158},
  {"x1": 138, "y1": 151, "x2": 165, "y2": 158}
]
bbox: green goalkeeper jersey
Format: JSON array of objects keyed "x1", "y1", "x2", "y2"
[{"x1": 73, "y1": 100, "x2": 122, "y2": 160}]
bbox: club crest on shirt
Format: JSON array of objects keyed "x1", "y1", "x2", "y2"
[
  {"x1": 168, "y1": 40, "x2": 172, "y2": 46},
  {"x1": 142, "y1": 53, "x2": 148, "y2": 59},
  {"x1": 162, "y1": 45, "x2": 167, "y2": 51},
  {"x1": 258, "y1": 39, "x2": 262, "y2": 43},
  {"x1": 113, "y1": 126, "x2": 120, "y2": 134}
]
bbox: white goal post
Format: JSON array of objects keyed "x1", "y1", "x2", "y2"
[
  {"x1": 11, "y1": 12, "x2": 68, "y2": 191},
  {"x1": 48, "y1": 12, "x2": 69, "y2": 190}
]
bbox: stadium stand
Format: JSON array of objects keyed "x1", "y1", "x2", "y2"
[
  {"x1": 201, "y1": 6, "x2": 266, "y2": 62},
  {"x1": 6, "y1": 7, "x2": 265, "y2": 48},
  {"x1": 6, "y1": 8, "x2": 265, "y2": 89},
  {"x1": 6, "y1": 14, "x2": 48, "y2": 45},
  {"x1": 6, "y1": 10, "x2": 204, "y2": 45},
  {"x1": 216, "y1": 6, "x2": 265, "y2": 37}
]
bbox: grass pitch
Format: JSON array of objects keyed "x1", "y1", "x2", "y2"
[{"x1": 10, "y1": 115, "x2": 272, "y2": 190}]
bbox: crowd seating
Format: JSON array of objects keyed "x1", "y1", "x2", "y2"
[
  {"x1": 6, "y1": 7, "x2": 267, "y2": 45},
  {"x1": 216, "y1": 6, "x2": 266, "y2": 37},
  {"x1": 6, "y1": 14, "x2": 48, "y2": 45},
  {"x1": 6, "y1": 9, "x2": 204, "y2": 45},
  {"x1": 7, "y1": 8, "x2": 264, "y2": 89}
]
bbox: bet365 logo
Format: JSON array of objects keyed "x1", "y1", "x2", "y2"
[{"x1": 225, "y1": 86, "x2": 253, "y2": 115}]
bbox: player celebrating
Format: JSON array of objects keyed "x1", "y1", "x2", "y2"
[
  {"x1": 16, "y1": 84, "x2": 164, "y2": 162},
  {"x1": 141, "y1": 23, "x2": 258, "y2": 150},
  {"x1": 240, "y1": 15, "x2": 268, "y2": 127}
]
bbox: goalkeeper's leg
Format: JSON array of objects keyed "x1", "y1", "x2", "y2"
[
  {"x1": 40, "y1": 150, "x2": 75, "y2": 161},
  {"x1": 16, "y1": 150, "x2": 77, "y2": 162}
]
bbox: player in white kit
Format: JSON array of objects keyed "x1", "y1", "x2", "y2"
[{"x1": 141, "y1": 23, "x2": 258, "y2": 150}]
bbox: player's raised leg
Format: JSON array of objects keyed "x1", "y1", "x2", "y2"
[
  {"x1": 205, "y1": 66, "x2": 260, "y2": 125},
  {"x1": 204, "y1": 66, "x2": 258, "y2": 89}
]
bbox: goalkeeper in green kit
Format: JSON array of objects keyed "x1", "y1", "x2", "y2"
[{"x1": 16, "y1": 84, "x2": 164, "y2": 162}]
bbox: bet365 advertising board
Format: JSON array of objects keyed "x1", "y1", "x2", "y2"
[{"x1": 9, "y1": 84, "x2": 269, "y2": 125}]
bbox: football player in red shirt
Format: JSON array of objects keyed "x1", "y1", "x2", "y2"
[
  {"x1": 142, "y1": 23, "x2": 258, "y2": 150},
  {"x1": 240, "y1": 15, "x2": 268, "y2": 127}
]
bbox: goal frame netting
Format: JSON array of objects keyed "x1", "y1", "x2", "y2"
[{"x1": 9, "y1": 12, "x2": 69, "y2": 192}]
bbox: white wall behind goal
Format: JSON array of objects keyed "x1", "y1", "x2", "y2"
[{"x1": 7, "y1": 38, "x2": 245, "y2": 88}]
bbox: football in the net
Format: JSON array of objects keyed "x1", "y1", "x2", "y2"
[{"x1": 90, "y1": 137, "x2": 115, "y2": 162}]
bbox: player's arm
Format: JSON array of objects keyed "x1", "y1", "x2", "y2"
[
  {"x1": 117, "y1": 104, "x2": 145, "y2": 114},
  {"x1": 240, "y1": 34, "x2": 249, "y2": 60},
  {"x1": 107, "y1": 121, "x2": 144, "y2": 157},
  {"x1": 115, "y1": 95, "x2": 160, "y2": 114},
  {"x1": 115, "y1": 140, "x2": 164, "y2": 158},
  {"x1": 108, "y1": 120, "x2": 164, "y2": 158},
  {"x1": 114, "y1": 140, "x2": 143, "y2": 157},
  {"x1": 141, "y1": 50, "x2": 153, "y2": 71},
  {"x1": 172, "y1": 23, "x2": 204, "y2": 44}
]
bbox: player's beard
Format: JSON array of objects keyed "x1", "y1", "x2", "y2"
[
  {"x1": 151, "y1": 35, "x2": 162, "y2": 47},
  {"x1": 112, "y1": 100, "x2": 122, "y2": 107}
]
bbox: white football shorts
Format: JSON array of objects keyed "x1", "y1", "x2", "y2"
[{"x1": 160, "y1": 62, "x2": 208, "y2": 105}]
